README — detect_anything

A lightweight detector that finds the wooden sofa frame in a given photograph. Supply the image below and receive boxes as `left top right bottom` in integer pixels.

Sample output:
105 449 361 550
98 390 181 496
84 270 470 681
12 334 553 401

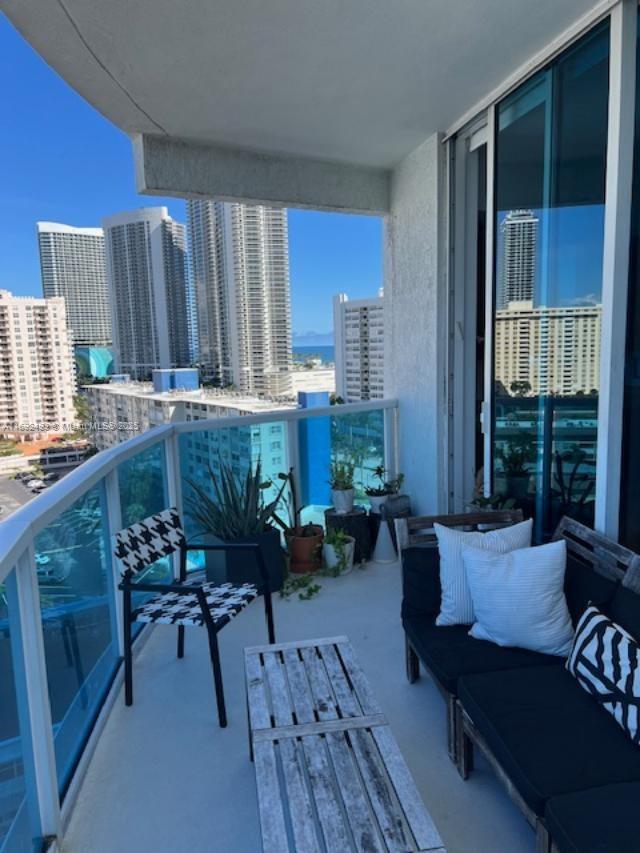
454 515 640 852
396 508 524 763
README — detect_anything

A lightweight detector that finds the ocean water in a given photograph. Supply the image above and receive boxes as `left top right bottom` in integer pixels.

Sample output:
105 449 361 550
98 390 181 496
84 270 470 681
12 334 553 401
293 345 335 364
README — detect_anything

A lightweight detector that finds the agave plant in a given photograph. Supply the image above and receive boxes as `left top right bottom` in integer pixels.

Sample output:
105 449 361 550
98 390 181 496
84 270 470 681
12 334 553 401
186 457 285 541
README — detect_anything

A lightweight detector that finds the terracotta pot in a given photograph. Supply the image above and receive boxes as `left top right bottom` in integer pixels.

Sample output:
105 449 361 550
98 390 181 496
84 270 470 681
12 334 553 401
285 525 324 574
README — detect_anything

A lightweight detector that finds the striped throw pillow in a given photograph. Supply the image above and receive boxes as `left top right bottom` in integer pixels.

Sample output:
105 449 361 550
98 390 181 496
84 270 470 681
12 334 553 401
434 518 532 626
567 606 640 745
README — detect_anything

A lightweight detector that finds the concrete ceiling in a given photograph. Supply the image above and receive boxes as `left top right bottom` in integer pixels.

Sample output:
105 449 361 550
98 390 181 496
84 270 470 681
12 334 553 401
4 0 604 168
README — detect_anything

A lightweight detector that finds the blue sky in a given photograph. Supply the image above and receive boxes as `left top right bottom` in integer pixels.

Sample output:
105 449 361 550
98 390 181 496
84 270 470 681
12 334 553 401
0 16 382 338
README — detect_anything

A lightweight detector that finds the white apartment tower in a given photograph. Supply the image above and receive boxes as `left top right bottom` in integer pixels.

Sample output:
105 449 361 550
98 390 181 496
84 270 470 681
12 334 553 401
103 208 190 380
500 210 538 307
0 290 76 440
36 222 111 347
334 290 385 402
187 201 292 395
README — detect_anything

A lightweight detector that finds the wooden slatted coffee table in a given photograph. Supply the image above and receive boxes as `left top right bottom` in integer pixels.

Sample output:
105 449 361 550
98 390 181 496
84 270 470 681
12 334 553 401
244 635 445 853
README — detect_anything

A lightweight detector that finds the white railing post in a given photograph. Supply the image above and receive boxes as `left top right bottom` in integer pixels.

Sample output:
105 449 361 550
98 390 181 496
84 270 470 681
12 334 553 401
105 469 124 656
11 546 62 842
165 430 183 577
383 405 399 478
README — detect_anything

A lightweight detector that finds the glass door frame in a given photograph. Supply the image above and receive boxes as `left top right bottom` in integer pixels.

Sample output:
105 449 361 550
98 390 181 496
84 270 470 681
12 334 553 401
449 115 490 511
448 0 637 539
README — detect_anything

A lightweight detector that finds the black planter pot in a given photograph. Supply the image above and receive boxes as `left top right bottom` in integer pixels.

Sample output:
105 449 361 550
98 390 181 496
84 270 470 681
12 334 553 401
204 527 285 594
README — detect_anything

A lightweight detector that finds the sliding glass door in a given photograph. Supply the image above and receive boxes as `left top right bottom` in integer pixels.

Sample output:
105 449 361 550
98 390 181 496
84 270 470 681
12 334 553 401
492 22 609 540
620 15 640 550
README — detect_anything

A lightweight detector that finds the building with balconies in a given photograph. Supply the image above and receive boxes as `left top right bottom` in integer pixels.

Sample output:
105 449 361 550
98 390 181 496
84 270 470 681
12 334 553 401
0 289 76 441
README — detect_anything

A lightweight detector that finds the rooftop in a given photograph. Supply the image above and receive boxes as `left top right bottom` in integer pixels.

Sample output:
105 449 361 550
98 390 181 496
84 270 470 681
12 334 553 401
84 381 299 413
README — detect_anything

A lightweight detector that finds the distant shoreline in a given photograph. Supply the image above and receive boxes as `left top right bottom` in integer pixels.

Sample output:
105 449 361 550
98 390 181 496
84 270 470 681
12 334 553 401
292 344 334 365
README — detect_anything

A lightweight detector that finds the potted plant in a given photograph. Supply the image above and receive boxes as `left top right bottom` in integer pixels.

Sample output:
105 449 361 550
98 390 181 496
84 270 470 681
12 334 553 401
323 529 355 576
364 465 405 513
273 468 324 574
495 433 535 501
186 458 286 592
329 458 356 514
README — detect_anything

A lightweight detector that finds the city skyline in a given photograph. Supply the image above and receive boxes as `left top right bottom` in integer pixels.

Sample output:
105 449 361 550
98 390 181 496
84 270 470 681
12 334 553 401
0 18 382 336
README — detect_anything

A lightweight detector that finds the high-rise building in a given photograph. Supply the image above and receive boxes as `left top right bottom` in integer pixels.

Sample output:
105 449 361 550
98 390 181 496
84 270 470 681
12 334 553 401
187 201 292 395
499 210 538 307
494 300 601 396
103 208 190 380
36 222 111 347
0 290 76 440
333 290 385 402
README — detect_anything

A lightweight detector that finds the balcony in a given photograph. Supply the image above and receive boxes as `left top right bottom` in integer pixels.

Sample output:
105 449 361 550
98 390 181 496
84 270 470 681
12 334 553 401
0 400 532 852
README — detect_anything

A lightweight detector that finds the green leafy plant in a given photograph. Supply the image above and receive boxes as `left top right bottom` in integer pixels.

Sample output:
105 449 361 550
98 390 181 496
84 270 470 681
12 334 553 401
323 529 353 577
329 458 355 490
496 434 536 476
364 465 405 497
280 572 321 601
470 493 517 511
186 457 285 540
552 446 595 510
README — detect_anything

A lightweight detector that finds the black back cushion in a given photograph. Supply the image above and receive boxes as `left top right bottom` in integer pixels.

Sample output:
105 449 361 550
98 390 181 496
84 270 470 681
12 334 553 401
401 546 441 620
563 554 617 626
608 585 640 641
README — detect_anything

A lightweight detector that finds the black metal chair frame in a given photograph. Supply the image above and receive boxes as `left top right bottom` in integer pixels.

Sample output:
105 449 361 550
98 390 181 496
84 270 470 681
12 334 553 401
119 539 275 728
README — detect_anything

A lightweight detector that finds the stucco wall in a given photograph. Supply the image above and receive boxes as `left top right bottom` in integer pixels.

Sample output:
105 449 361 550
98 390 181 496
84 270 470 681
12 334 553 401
385 133 448 515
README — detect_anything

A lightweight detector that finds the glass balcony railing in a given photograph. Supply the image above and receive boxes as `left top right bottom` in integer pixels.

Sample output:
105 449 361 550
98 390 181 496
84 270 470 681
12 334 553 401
0 398 398 851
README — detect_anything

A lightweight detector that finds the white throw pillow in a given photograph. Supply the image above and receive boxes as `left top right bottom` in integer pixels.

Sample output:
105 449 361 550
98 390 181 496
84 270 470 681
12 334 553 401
462 539 574 657
434 519 532 626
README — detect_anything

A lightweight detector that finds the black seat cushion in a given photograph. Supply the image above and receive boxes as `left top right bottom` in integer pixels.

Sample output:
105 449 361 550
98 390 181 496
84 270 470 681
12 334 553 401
459 666 640 815
401 546 441 621
404 616 560 695
563 554 617 626
546 783 640 853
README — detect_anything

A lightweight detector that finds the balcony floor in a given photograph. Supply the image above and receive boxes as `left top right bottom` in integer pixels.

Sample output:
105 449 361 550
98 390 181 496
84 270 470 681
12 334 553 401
64 560 533 853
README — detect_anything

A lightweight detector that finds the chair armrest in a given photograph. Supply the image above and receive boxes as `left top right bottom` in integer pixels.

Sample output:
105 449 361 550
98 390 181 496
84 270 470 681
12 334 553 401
401 545 442 622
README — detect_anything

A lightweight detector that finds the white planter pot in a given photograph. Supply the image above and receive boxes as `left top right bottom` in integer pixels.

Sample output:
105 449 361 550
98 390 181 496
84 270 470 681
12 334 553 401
368 495 389 514
323 537 355 576
332 488 354 514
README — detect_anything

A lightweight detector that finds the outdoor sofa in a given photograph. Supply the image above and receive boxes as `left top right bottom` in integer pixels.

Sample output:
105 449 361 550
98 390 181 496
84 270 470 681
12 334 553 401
398 512 640 853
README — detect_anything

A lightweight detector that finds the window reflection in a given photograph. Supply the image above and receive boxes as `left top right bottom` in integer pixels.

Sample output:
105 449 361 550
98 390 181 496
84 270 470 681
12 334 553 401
493 23 609 539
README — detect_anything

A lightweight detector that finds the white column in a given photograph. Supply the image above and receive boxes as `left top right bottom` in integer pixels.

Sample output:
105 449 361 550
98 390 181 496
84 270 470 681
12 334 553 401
595 0 637 537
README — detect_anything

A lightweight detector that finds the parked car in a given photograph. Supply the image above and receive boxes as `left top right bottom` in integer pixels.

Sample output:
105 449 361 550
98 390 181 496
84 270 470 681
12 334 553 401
43 472 59 483
29 480 45 492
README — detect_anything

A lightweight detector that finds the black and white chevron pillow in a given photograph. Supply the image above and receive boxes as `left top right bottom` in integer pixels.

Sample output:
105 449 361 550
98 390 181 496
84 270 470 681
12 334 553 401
567 605 640 745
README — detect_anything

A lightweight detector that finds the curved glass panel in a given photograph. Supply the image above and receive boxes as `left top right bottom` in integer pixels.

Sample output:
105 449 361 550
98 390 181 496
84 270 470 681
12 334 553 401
117 443 171 623
0 572 38 852
34 483 119 793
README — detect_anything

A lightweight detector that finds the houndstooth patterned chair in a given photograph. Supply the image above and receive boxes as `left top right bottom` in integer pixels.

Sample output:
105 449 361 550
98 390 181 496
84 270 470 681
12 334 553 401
114 507 275 727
